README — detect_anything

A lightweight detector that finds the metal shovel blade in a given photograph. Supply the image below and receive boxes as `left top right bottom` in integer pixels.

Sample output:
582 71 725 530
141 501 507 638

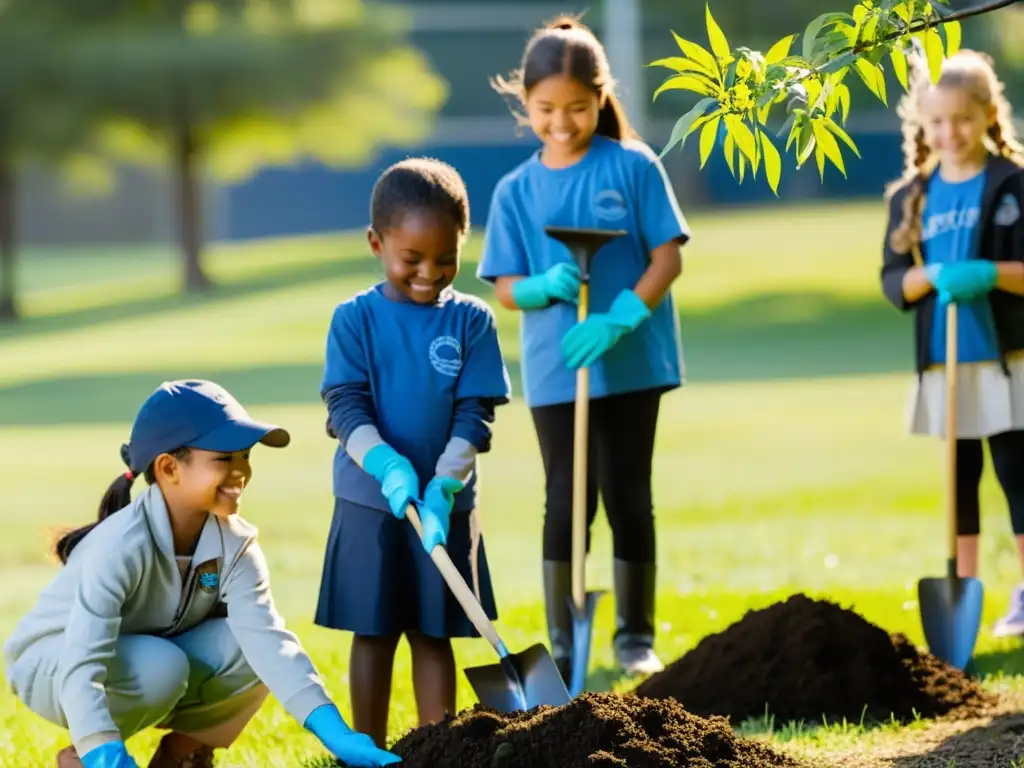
568 590 604 698
463 642 571 713
918 573 984 670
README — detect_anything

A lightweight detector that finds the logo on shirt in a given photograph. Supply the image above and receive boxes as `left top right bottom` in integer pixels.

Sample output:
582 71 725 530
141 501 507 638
995 193 1021 227
921 206 980 241
429 336 462 377
199 572 219 592
593 189 628 222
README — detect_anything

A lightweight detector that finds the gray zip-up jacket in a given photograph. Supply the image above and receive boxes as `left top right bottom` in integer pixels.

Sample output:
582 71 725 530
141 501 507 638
3 484 332 748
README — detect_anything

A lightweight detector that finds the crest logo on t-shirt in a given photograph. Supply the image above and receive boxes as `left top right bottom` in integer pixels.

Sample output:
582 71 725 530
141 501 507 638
429 336 462 377
593 189 628 222
994 193 1021 227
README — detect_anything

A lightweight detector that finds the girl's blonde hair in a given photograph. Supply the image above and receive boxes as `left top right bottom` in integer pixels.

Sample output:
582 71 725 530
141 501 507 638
886 48 1024 255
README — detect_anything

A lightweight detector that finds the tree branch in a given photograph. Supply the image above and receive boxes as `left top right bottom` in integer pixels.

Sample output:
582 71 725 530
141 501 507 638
886 0 1019 44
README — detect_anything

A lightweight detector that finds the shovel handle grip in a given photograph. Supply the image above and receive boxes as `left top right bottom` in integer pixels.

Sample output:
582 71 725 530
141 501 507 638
405 503 506 654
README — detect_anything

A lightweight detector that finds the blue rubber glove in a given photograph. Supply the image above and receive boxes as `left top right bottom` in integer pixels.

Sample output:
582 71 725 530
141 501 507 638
511 262 581 310
935 260 998 303
80 741 138 768
419 476 463 553
362 444 420 520
305 704 402 767
561 289 651 369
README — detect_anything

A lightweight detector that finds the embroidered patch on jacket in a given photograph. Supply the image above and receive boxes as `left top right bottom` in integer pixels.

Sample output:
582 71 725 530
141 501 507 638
994 193 1021 226
199 572 219 592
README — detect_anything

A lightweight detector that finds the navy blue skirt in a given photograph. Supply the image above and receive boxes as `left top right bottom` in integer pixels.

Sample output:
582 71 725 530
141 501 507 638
314 498 498 638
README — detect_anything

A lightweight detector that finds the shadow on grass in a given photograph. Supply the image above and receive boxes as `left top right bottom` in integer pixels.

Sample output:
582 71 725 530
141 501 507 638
0 254 380 342
890 712 1024 767
0 288 915 427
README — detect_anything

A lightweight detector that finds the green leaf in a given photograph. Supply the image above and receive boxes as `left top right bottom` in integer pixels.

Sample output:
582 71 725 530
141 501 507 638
726 114 759 170
890 44 909 90
699 114 721 169
802 12 856 61
671 32 722 82
823 116 861 157
924 26 944 83
659 96 718 158
738 151 747 182
943 19 961 56
860 12 880 45
705 3 731 61
653 74 719 100
813 119 846 177
759 128 782 195
765 34 797 65
723 131 736 176
836 83 851 124
647 56 711 74
819 50 857 75
796 120 817 167
854 58 887 105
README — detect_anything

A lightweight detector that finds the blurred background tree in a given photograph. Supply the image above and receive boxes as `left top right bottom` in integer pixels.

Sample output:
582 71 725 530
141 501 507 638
66 0 447 292
0 0 446 319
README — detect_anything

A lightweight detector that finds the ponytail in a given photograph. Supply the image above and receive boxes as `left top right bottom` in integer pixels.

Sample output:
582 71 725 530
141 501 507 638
597 91 638 141
51 444 189 564
53 470 136 564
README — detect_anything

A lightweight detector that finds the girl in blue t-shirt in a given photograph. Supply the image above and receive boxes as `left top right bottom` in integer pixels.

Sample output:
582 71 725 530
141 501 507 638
881 50 1024 637
477 15 690 680
317 158 512 746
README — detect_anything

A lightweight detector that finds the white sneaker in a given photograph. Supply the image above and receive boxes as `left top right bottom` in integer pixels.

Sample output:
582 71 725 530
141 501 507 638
993 583 1024 638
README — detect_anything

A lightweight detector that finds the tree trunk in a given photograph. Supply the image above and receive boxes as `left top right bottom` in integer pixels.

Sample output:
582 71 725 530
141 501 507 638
0 159 18 320
173 122 210 293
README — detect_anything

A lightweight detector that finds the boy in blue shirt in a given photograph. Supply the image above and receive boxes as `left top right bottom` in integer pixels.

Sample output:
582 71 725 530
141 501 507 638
317 157 512 747
479 16 690 680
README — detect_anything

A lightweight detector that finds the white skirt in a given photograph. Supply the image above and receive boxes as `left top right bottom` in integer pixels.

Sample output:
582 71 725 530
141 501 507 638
906 354 1024 439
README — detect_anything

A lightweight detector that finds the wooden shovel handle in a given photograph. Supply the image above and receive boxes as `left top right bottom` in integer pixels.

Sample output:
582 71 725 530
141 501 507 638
572 283 590 613
945 302 959 564
405 503 506 654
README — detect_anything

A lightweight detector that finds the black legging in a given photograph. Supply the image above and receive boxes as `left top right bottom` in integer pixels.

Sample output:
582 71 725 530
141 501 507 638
530 388 662 564
956 430 1024 535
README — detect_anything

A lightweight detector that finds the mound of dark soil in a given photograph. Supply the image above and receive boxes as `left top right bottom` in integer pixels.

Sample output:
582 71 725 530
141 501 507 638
634 593 995 726
321 692 804 767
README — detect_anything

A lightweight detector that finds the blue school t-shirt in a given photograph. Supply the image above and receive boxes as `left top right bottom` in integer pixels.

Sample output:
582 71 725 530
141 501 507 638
321 284 512 512
477 135 689 408
922 169 999 364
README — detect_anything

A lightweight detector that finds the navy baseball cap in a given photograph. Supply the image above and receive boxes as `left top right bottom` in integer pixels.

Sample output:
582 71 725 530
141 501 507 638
122 379 290 474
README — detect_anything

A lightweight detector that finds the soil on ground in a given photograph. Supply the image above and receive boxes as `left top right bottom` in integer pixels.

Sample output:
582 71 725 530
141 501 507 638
633 593 995 726
324 692 805 767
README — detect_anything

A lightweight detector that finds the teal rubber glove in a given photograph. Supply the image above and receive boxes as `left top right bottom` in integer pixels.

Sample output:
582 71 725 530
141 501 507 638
561 289 651 369
419 476 463 552
305 704 401 766
81 741 138 768
362 444 420 520
511 262 581 310
935 260 998 302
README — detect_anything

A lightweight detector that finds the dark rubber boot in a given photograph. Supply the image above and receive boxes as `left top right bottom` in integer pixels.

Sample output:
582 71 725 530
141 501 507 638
612 559 664 675
543 560 574 686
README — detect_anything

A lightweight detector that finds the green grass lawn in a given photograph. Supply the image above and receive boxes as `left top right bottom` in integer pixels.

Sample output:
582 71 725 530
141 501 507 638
2 200 1023 767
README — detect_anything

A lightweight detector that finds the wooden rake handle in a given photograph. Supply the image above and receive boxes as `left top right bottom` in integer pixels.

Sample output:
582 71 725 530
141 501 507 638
405 503 507 654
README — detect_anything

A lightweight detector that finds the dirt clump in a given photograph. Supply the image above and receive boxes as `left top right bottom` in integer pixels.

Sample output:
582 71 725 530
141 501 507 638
633 593 995 726
320 691 805 767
